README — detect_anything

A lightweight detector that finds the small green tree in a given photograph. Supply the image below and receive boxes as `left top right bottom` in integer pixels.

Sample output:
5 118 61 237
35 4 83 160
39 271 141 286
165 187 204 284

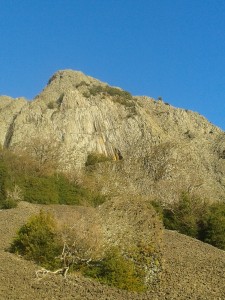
10 210 62 269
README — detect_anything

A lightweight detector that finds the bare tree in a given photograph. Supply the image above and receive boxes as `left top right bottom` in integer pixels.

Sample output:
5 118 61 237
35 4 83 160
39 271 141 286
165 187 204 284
6 184 23 202
36 210 104 279
24 136 61 174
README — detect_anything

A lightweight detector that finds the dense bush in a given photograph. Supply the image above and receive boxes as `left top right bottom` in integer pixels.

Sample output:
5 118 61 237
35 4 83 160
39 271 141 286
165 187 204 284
10 211 62 269
83 248 146 292
23 176 59 204
0 197 18 209
21 173 106 206
163 192 207 238
159 192 225 250
56 174 106 206
203 202 225 250
47 101 55 109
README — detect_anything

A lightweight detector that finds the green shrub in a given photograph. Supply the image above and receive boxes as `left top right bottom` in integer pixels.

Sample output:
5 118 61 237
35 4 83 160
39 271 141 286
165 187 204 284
163 192 207 238
23 176 59 204
90 194 107 207
88 85 104 96
150 200 164 220
47 101 55 109
85 153 112 166
56 174 100 206
22 173 106 207
76 81 89 88
57 174 82 205
161 192 225 250
83 248 146 292
10 211 62 269
0 198 18 209
103 86 132 100
82 91 90 98
84 84 134 108
203 203 225 250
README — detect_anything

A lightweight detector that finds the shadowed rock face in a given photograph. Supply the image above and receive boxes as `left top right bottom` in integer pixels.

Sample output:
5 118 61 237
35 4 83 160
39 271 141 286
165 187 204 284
0 69 225 202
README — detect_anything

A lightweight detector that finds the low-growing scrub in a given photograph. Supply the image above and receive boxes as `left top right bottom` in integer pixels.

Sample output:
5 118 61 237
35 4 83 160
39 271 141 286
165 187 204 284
85 152 113 166
47 101 55 109
88 85 132 99
0 198 18 209
21 173 106 206
0 148 106 208
0 185 22 209
23 176 59 204
82 84 135 109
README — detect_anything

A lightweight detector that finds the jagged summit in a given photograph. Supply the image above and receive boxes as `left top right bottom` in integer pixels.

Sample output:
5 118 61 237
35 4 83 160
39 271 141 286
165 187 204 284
47 69 105 88
0 70 225 203
33 69 108 107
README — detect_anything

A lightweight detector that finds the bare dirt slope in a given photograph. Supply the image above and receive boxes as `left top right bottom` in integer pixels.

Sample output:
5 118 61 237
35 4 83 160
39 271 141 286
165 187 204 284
0 202 224 300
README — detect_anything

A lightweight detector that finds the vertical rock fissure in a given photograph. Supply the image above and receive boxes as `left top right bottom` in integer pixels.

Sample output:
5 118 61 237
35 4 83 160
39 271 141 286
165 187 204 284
3 110 22 149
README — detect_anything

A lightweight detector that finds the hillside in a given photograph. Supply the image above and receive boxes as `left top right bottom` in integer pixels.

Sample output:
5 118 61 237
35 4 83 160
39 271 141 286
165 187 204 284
0 202 224 299
0 70 225 299
0 70 225 204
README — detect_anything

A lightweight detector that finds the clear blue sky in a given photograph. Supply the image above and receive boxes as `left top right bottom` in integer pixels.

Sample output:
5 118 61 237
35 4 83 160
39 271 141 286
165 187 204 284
1 0 225 130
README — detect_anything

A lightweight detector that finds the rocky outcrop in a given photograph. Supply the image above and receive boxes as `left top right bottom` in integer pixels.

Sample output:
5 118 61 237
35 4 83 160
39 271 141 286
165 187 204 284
0 70 225 202
98 197 163 285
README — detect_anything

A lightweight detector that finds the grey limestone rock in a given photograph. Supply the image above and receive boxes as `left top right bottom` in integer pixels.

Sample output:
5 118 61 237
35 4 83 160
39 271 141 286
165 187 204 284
0 69 224 202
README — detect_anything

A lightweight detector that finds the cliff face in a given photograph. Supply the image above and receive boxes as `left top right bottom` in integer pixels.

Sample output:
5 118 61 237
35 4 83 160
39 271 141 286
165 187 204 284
0 69 225 202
